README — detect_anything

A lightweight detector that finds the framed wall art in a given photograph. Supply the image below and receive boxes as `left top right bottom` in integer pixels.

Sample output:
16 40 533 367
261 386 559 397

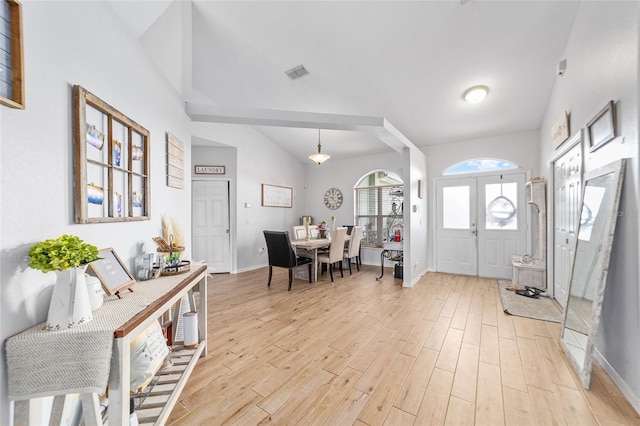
167 132 184 189
587 100 615 152
551 111 570 150
73 85 150 223
261 183 292 208
87 247 136 296
0 0 24 109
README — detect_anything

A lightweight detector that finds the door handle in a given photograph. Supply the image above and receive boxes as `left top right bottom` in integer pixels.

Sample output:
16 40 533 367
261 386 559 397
226 229 230 234
471 230 478 235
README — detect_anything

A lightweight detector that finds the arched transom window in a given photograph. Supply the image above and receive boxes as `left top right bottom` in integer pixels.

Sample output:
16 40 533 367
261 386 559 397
443 158 518 175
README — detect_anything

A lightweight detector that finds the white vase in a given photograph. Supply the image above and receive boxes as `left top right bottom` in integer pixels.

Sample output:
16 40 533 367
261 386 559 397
46 265 94 331
85 274 105 311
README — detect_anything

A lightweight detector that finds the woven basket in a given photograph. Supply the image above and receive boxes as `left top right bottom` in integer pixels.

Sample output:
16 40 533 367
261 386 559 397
152 237 185 253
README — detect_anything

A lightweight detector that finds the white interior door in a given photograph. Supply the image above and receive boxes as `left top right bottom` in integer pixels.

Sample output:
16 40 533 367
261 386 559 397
436 178 478 275
192 180 231 273
553 142 582 307
477 173 528 279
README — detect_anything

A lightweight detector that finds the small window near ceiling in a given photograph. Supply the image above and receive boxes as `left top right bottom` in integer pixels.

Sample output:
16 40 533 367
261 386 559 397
443 158 518 175
355 170 403 248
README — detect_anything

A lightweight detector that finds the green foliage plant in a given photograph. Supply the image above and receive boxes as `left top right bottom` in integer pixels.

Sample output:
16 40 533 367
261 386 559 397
28 234 100 273
166 252 181 265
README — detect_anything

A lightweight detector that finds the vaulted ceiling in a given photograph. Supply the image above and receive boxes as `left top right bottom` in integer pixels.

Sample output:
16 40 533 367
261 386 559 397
110 1 580 162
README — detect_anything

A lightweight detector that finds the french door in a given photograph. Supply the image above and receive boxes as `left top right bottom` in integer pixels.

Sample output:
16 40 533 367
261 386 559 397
436 172 528 279
192 180 231 273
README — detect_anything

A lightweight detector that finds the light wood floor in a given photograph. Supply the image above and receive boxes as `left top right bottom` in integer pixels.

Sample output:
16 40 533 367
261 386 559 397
167 265 640 425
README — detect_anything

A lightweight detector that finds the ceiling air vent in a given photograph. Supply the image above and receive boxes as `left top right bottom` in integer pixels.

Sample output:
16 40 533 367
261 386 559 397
285 65 309 80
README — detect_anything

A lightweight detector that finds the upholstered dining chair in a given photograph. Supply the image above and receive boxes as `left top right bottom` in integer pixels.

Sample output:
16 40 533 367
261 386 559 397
292 225 319 240
317 227 348 282
263 231 313 290
344 225 363 274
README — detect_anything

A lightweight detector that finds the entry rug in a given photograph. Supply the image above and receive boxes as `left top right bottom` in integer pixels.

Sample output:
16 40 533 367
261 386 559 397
497 280 563 323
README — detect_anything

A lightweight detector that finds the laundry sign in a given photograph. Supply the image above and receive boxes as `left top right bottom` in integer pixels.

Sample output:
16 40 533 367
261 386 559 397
195 165 226 175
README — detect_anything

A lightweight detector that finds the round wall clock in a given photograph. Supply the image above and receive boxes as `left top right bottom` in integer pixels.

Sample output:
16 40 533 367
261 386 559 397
324 188 343 210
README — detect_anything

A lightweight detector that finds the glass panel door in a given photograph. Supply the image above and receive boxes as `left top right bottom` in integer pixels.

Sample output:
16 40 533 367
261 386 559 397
436 178 477 276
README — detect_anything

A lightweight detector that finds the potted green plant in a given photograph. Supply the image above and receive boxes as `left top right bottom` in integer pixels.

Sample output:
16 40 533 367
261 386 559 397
29 235 100 330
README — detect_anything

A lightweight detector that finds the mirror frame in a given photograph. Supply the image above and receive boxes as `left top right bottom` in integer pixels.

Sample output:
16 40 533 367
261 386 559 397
560 158 626 389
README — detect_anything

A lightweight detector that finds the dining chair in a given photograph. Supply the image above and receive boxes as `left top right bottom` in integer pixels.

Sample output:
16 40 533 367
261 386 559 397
292 225 320 240
343 225 364 274
317 227 348 282
343 224 361 267
292 225 306 240
263 231 313 290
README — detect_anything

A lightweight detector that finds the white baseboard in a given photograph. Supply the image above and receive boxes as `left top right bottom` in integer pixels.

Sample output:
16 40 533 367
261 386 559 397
235 263 267 274
594 349 640 415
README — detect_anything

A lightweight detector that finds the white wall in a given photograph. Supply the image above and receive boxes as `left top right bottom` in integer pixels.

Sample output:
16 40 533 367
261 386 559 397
191 123 306 272
404 147 429 286
539 2 639 411
0 2 192 423
422 130 540 270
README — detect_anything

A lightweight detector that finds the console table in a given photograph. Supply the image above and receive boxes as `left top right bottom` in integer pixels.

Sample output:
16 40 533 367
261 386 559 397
6 263 208 425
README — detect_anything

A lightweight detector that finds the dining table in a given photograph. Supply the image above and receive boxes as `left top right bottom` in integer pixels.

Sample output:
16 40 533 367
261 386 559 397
291 235 350 282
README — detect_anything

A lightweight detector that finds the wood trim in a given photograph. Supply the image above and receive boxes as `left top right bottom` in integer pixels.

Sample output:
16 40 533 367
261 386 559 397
114 264 207 338
0 0 25 109
73 86 88 222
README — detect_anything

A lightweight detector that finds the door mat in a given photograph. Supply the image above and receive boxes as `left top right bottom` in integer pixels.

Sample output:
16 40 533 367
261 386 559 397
497 280 563 323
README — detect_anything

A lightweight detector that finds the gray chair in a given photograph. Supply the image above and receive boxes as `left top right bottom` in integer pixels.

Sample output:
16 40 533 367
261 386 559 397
317 227 348 282
263 230 312 290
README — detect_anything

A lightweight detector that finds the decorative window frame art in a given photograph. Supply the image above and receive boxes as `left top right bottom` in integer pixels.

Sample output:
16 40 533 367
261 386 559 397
261 184 293 208
587 100 615 153
0 0 24 109
73 85 150 223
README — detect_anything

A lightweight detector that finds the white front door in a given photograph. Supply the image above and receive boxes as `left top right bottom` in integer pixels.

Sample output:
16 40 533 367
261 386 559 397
192 180 231 273
477 173 528 278
553 142 582 307
436 172 528 279
436 178 478 275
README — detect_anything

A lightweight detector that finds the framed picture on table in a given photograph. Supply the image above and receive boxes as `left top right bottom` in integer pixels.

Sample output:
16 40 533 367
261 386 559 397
87 247 136 297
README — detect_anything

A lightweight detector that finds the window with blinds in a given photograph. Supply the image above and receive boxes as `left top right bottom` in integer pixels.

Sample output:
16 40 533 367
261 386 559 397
355 171 403 247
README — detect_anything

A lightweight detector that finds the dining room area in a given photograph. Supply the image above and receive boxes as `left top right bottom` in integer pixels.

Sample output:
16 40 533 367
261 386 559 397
262 221 368 291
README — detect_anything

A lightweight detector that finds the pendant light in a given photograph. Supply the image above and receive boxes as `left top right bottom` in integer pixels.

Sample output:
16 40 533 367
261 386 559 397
308 129 331 165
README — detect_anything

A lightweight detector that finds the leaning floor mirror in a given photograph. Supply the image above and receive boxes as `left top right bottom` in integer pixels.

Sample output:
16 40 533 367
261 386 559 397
561 158 627 389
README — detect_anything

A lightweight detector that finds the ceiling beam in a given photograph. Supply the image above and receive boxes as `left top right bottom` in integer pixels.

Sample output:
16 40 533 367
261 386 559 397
186 103 417 153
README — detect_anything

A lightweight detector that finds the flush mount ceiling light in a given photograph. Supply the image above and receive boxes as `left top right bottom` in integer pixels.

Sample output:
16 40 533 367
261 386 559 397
308 129 331 165
463 85 489 103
